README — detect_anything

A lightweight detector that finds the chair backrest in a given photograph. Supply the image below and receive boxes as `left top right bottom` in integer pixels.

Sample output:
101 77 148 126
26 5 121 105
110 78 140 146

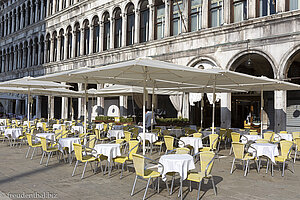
94 129 100 140
186 129 196 136
256 139 269 143
42 123 47 131
280 131 288 134
232 142 245 160
62 130 68 138
73 143 83 161
176 147 190 154
295 138 300 150
280 140 293 159
88 135 96 148
209 134 219 150
231 132 240 143
219 129 226 139
124 131 131 142
26 133 33 146
163 129 170 136
40 137 48 151
193 132 202 138
164 136 174 151
200 151 215 175
116 139 125 144
250 131 258 135
131 127 139 139
103 124 108 132
292 132 300 140
263 132 274 141
128 140 140 160
132 153 144 177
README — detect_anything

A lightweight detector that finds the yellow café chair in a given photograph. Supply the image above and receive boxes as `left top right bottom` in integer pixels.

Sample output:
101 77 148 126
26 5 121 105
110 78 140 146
193 132 202 138
25 133 42 159
72 143 98 179
272 140 294 176
186 151 217 200
201 134 219 153
229 132 241 155
113 140 140 179
280 131 288 134
131 153 166 200
40 137 64 166
294 138 300 163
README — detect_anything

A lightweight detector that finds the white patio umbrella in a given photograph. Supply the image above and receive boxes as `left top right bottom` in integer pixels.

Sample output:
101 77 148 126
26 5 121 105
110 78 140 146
36 58 218 155
0 77 70 130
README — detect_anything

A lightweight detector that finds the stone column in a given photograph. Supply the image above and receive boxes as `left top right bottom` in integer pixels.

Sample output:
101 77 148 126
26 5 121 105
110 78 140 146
1 54 4 72
80 28 85 55
58 0 62 11
16 12 19 31
10 51 14 71
134 8 140 43
64 33 68 59
37 41 42 65
32 43 36 66
99 21 103 51
66 0 70 7
23 44 27 68
248 0 257 19
89 25 94 53
50 38 54 62
277 0 286 13
4 18 7 36
25 5 29 27
74 0 78 4
149 3 154 40
223 0 231 24
274 90 287 132
61 82 68 119
72 31 76 57
202 0 209 28
16 100 21 115
57 35 61 61
164 0 170 37
97 84 104 115
49 96 55 119
20 9 24 29
120 96 128 116
17 47 22 69
40 0 45 19
13 49 17 70
7 15 11 35
35 1 39 22
220 93 231 128
11 13 15 33
121 13 127 47
29 4 34 25
44 38 48 63
47 0 51 17
36 96 42 118
182 0 189 32
110 18 114 49
27 43 31 67
53 0 57 14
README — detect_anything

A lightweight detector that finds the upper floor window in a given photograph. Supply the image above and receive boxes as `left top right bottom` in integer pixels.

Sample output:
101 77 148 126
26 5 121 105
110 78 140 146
140 0 149 43
171 0 183 36
258 0 276 17
155 0 165 39
190 0 202 32
103 12 110 51
210 0 223 27
126 3 135 45
233 0 247 22
114 8 122 48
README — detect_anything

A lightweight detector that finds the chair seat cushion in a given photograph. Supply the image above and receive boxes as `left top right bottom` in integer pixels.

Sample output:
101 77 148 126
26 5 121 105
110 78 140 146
275 155 288 162
154 141 164 145
32 143 42 147
143 169 160 178
46 147 59 152
82 155 97 162
113 156 128 163
200 147 211 152
187 171 212 182
243 153 255 160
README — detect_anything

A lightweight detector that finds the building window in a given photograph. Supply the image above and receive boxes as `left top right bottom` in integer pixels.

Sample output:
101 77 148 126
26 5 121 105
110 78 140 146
27 3 31 25
40 37 44 64
171 0 184 36
114 8 122 48
155 0 165 39
74 23 80 57
290 0 300 10
258 0 276 17
92 16 100 53
126 3 135 46
83 20 90 55
190 0 202 32
233 0 247 22
103 12 110 51
53 33 57 61
46 35 50 63
24 43 28 67
67 27 72 59
140 0 149 42
59 30 64 60
210 0 223 27
34 39 38 65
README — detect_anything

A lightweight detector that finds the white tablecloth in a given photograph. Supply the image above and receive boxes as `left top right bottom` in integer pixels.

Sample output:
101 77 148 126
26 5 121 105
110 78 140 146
138 132 158 144
58 137 81 153
274 134 293 141
0 119 7 126
179 137 203 154
95 124 104 130
23 121 34 126
4 128 23 139
0 126 6 131
107 130 124 139
249 143 279 163
94 143 121 162
112 125 124 130
241 135 262 144
71 126 84 133
53 124 64 130
36 133 55 142
169 129 184 137
158 154 195 181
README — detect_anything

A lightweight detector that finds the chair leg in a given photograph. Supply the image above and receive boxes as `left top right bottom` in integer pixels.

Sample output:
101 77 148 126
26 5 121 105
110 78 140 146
120 162 125 179
31 147 36 160
294 148 297 163
72 160 79 177
266 159 269 174
291 160 295 173
282 161 285 177
131 175 138 196
46 152 51 166
40 151 45 165
255 160 259 173
81 162 88 179
26 146 31 158
230 158 235 174
244 160 249 176
211 176 217 195
197 180 202 200
170 175 175 195
159 144 162 155
189 180 192 192
143 177 151 200
229 146 232 155
157 177 160 193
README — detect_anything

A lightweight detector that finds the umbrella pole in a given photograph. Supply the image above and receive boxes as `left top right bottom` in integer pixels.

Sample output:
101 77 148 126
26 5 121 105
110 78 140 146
143 80 146 155
261 89 264 135
200 95 204 131
84 79 87 144
27 88 30 132
151 84 155 132
212 76 216 135
48 96 51 122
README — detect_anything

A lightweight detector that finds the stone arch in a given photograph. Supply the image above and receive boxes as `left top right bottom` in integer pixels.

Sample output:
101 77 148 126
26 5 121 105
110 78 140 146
187 56 221 69
226 49 277 78
278 44 300 80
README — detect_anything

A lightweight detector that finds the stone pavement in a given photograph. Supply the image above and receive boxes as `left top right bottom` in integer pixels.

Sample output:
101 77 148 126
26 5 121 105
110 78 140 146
0 142 300 200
